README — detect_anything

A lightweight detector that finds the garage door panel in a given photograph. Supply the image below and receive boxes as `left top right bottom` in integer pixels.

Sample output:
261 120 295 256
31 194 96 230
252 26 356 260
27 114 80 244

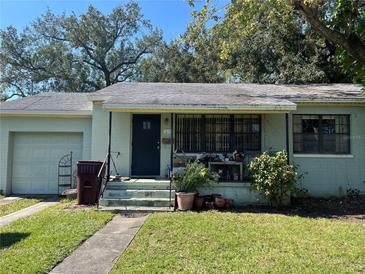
12 132 83 195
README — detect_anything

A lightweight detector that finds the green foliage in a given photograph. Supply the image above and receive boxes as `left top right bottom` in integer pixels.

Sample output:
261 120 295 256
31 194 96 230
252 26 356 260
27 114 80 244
112 212 365 273
136 40 223 83
146 0 354 84
172 161 218 192
248 151 302 206
137 1 223 83
293 0 365 87
327 0 365 87
0 2 162 100
215 0 353 83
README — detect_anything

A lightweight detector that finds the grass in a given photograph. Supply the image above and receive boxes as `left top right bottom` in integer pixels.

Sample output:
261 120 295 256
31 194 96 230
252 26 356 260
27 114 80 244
0 197 45 217
0 201 113 273
112 211 365 274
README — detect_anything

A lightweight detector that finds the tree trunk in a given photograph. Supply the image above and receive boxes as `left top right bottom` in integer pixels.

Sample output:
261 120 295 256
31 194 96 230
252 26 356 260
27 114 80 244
104 70 111 86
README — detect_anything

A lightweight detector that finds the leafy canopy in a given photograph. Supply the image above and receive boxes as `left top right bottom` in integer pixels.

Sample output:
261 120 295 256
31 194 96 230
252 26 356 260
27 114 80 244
140 0 354 84
0 2 162 100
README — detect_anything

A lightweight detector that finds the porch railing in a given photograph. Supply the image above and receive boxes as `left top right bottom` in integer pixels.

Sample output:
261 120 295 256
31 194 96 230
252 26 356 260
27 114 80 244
168 166 174 208
96 153 109 208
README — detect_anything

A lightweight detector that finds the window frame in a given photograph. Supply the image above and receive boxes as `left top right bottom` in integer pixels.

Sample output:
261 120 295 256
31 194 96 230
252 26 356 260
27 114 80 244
174 114 262 153
293 114 351 155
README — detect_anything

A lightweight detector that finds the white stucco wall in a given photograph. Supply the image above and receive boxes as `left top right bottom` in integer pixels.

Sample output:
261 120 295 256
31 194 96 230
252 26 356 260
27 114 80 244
262 113 287 152
91 103 131 176
0 116 92 195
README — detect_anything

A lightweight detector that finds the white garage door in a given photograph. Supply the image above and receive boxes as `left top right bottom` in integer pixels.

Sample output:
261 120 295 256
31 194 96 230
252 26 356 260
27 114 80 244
12 132 83 194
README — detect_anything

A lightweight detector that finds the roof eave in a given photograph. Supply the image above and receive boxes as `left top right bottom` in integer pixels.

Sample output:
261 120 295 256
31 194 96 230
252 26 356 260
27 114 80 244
294 99 365 105
0 110 92 118
102 103 297 113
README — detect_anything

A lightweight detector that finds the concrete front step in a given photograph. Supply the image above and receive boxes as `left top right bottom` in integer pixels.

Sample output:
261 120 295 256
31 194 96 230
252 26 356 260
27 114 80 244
106 180 171 190
99 197 174 208
100 179 175 211
99 206 174 212
103 189 175 199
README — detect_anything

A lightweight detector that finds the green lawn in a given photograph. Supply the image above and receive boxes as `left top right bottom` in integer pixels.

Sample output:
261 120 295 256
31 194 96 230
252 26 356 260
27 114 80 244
0 197 45 217
112 212 365 274
0 201 113 273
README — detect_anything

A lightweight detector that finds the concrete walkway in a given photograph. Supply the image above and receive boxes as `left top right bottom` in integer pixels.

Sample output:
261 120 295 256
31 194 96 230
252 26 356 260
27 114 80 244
0 199 59 228
50 213 148 274
0 196 22 206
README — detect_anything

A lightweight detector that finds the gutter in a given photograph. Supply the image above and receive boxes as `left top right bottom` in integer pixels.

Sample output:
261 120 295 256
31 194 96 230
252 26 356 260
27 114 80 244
0 110 92 118
294 100 365 105
102 103 297 113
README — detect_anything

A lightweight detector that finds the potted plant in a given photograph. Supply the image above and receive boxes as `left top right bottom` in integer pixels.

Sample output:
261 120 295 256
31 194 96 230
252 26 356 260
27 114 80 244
173 161 218 211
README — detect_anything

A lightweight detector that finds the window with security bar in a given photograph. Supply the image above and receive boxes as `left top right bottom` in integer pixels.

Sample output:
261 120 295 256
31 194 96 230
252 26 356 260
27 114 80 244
175 114 261 153
293 114 350 154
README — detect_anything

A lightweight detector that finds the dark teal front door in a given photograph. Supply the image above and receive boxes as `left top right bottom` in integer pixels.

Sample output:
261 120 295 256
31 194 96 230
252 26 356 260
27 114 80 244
132 114 161 177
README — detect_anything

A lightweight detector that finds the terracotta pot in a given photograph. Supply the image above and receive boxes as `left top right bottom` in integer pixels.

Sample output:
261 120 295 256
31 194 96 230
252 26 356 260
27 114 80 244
194 196 204 210
225 199 233 209
214 196 226 208
176 192 196 211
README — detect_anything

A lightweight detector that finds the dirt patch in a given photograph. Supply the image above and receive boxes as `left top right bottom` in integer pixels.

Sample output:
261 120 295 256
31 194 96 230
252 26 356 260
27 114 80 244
235 195 365 224
63 201 95 211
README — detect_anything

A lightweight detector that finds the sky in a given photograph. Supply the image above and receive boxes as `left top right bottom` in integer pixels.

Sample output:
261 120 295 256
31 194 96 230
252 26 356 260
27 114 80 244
0 0 229 41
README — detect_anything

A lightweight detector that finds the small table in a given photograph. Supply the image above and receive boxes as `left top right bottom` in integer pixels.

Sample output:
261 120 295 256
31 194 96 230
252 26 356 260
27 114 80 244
208 161 244 182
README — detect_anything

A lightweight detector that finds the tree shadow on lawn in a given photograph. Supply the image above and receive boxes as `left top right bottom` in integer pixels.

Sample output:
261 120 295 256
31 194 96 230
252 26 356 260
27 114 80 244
0 232 30 249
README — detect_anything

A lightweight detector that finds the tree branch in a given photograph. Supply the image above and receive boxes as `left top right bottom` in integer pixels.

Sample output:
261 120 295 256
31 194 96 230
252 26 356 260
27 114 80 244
83 59 103 70
109 49 148 74
292 0 365 65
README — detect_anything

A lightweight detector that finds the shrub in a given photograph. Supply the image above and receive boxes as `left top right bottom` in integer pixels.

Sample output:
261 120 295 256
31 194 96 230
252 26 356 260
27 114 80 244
172 161 218 192
248 151 302 207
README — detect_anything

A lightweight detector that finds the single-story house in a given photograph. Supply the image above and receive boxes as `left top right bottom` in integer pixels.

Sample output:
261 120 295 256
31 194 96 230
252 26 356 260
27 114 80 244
1 83 364 207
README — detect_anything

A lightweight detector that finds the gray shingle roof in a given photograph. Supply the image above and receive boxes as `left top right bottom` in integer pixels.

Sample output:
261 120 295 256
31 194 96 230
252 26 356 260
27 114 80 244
0 92 92 112
92 83 365 105
1 83 364 114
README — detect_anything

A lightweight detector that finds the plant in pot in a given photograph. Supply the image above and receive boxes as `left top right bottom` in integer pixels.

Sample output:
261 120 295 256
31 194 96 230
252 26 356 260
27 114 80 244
173 161 218 211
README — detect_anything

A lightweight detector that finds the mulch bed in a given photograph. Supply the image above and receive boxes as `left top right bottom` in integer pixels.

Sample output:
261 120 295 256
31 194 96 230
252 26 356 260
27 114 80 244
235 195 365 224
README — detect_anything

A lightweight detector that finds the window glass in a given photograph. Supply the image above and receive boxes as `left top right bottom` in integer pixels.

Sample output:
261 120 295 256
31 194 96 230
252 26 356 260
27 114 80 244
293 115 350 154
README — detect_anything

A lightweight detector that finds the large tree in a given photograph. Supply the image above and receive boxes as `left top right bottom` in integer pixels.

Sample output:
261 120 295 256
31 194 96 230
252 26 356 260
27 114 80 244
137 41 224 83
0 2 162 101
220 0 354 83
292 0 365 85
140 0 354 84
137 3 223 83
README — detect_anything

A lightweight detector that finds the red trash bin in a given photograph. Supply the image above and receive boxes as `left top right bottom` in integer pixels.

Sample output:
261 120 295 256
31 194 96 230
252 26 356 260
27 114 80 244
77 161 103 205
